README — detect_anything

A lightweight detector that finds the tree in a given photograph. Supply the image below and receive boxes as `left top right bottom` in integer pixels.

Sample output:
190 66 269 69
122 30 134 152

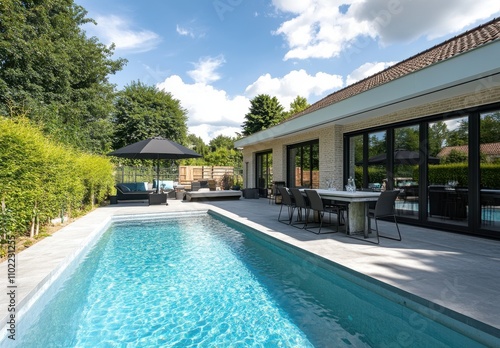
428 121 448 156
285 96 309 119
203 148 242 167
368 132 386 158
480 111 500 143
242 94 285 136
209 135 236 151
186 134 209 157
446 118 468 146
395 126 419 151
112 81 188 149
444 149 468 163
0 0 126 153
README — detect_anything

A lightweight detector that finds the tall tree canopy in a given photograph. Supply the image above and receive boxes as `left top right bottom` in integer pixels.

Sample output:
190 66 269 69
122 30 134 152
242 94 285 136
186 133 209 157
480 111 500 144
209 135 236 151
285 96 310 119
112 81 188 149
0 0 125 153
428 121 448 156
446 118 469 146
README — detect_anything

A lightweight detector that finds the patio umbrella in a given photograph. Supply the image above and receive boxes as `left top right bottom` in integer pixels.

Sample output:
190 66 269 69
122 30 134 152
108 136 202 193
358 149 440 165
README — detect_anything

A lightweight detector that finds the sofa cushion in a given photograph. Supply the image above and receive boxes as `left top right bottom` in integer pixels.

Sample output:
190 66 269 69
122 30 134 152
120 182 149 191
154 180 174 190
135 182 148 191
116 184 131 193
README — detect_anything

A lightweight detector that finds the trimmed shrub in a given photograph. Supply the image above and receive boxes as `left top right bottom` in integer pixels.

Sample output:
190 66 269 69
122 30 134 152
429 164 468 186
0 117 114 239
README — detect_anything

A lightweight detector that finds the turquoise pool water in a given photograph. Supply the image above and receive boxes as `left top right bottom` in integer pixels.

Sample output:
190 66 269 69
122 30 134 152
10 214 490 347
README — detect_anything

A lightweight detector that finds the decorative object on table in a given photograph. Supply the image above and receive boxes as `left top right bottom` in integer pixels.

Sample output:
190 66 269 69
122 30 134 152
325 177 337 191
346 176 356 192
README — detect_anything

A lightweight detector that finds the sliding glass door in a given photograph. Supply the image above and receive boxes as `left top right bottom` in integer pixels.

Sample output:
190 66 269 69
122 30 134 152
255 151 272 197
345 104 500 238
287 140 319 188
480 110 500 231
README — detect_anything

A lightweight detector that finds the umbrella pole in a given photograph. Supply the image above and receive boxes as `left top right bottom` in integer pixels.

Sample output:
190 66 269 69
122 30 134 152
156 159 160 194
156 158 168 205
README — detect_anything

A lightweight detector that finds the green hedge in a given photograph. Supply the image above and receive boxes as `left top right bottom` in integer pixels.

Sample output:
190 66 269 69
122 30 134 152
428 164 468 186
0 117 114 240
429 163 499 187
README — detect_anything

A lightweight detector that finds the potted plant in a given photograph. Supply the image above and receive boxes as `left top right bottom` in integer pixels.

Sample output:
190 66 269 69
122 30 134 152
221 173 234 190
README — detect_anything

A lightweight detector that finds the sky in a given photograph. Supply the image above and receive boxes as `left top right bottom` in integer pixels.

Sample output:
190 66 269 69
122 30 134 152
76 0 500 143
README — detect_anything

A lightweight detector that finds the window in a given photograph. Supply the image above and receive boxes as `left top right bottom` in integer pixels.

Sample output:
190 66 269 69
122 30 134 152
287 140 319 188
255 151 272 197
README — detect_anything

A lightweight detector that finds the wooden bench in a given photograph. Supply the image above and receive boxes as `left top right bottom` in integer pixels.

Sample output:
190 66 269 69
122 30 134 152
185 190 241 202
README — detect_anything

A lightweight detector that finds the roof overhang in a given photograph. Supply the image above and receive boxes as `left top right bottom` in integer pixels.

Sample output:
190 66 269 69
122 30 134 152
235 40 500 148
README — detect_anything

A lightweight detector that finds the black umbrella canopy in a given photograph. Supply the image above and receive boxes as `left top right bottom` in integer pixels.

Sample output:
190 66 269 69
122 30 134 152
108 137 202 160
358 150 440 165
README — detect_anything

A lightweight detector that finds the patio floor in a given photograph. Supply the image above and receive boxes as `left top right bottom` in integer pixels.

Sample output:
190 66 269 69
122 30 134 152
1 196 499 343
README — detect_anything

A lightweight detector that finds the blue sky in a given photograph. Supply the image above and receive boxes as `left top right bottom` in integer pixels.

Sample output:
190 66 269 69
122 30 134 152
77 0 500 143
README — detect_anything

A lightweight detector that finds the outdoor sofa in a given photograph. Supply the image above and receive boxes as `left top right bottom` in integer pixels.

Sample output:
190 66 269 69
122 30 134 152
115 183 153 201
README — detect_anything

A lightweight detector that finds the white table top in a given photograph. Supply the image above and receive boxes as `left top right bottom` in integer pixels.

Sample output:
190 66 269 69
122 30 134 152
309 189 381 202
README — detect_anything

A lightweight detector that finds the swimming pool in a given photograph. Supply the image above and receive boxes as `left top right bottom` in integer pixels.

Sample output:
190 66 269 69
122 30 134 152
5 213 495 347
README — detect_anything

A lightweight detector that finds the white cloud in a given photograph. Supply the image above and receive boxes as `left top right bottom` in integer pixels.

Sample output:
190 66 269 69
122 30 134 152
346 61 397 86
187 56 226 84
273 1 373 60
175 22 206 39
176 25 194 38
156 67 344 142
272 0 313 13
350 0 500 44
156 75 249 143
272 0 500 60
245 69 343 109
87 15 161 53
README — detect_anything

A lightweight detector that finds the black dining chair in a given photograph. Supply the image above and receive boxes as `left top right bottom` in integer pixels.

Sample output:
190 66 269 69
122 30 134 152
277 186 295 224
304 189 342 234
350 190 401 244
289 188 310 229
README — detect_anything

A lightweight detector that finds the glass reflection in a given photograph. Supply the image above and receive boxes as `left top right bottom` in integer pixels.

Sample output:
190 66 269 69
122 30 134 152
480 110 500 230
428 116 468 226
394 125 420 218
367 131 386 191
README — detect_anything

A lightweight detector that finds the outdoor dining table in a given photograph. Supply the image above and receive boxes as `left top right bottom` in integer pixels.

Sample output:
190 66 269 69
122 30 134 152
313 189 381 237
